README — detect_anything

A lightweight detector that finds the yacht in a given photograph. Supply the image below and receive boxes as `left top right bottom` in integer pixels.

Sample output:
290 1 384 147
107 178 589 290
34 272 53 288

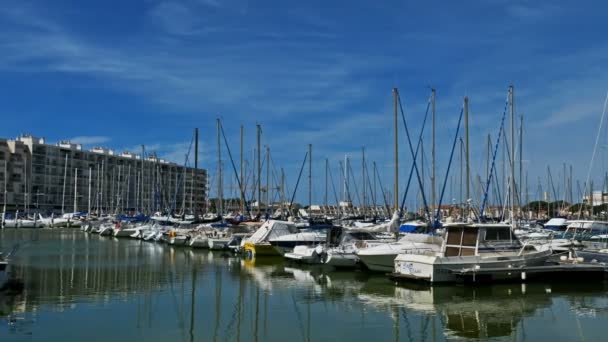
392 222 552 283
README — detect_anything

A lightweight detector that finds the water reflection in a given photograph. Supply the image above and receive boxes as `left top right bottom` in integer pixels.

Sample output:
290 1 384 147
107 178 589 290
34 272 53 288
1 229 608 341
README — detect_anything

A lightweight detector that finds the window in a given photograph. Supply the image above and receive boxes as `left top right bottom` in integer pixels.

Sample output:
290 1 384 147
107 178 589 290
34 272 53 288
484 228 512 241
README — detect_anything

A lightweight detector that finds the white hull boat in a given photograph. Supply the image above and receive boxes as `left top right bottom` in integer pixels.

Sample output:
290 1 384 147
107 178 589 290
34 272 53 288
269 231 327 255
356 234 442 272
393 223 552 283
189 234 209 248
208 238 231 250
99 225 114 236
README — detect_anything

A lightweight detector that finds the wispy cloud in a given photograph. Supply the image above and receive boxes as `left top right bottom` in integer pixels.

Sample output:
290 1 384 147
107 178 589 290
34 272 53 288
0 2 377 121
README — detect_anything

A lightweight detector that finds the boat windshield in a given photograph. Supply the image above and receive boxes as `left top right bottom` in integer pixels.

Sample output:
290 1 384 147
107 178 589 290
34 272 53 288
484 227 513 241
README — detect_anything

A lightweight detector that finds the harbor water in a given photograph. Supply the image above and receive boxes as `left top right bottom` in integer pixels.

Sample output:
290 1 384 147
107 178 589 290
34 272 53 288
1 229 608 341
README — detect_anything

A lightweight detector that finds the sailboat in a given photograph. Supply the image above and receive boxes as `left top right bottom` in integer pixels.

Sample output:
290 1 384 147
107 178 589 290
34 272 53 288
392 87 552 283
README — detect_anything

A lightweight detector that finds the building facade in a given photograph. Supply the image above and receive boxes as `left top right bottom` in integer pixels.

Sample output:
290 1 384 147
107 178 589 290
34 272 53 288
1 135 208 215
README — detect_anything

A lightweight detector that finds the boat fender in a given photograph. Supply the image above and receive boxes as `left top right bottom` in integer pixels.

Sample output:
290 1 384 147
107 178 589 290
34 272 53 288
314 245 324 255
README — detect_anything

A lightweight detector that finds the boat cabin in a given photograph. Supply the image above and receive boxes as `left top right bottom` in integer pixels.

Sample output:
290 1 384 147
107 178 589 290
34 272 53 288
562 220 608 239
442 223 523 257
326 226 376 247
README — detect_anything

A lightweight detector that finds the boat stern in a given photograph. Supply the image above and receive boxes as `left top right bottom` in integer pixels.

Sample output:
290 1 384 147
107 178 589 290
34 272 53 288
393 254 438 282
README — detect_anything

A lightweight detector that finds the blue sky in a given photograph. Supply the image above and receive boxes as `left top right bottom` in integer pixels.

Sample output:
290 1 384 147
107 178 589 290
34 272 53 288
1 0 608 207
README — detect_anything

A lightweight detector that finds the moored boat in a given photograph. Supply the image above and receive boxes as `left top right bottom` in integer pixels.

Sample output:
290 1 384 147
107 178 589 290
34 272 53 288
392 222 552 283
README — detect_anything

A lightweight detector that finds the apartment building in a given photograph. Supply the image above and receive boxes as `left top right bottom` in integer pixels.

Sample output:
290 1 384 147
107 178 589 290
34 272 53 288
1 135 208 214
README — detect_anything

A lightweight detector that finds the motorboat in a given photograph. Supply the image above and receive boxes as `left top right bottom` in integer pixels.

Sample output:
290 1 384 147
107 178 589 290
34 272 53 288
188 232 209 248
241 220 300 257
284 226 384 267
112 223 149 238
269 229 327 255
356 233 442 272
208 237 231 250
575 248 608 263
354 211 442 272
392 222 553 283
531 220 608 252
98 223 114 236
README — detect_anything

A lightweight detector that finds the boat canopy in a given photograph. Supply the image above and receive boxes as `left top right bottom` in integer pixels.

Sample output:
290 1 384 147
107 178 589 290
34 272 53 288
247 220 298 244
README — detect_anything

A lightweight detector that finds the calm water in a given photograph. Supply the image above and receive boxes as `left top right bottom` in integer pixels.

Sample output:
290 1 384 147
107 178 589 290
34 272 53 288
1 229 608 341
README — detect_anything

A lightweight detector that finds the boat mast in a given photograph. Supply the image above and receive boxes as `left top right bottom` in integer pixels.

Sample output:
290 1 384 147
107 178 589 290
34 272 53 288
88 166 92 218
325 158 328 210
393 87 399 212
281 167 285 218
257 124 261 215
464 96 470 220
431 88 436 217
373 161 377 215
217 119 223 217
308 143 312 213
520 115 524 209
73 168 78 213
140 145 144 214
266 145 270 215
126 165 131 212
459 137 463 218
240 125 244 215
100 159 104 215
194 127 198 218
509 85 516 228
362 146 366 218
61 154 68 214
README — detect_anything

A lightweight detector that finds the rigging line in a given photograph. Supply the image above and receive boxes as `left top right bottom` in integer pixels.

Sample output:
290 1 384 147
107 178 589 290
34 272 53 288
347 161 363 207
328 161 341 218
436 107 464 226
480 97 509 218
219 120 252 217
397 92 432 222
364 162 378 214
399 99 431 216
547 166 559 207
374 163 391 214
579 91 608 219
288 151 309 215
172 135 195 213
